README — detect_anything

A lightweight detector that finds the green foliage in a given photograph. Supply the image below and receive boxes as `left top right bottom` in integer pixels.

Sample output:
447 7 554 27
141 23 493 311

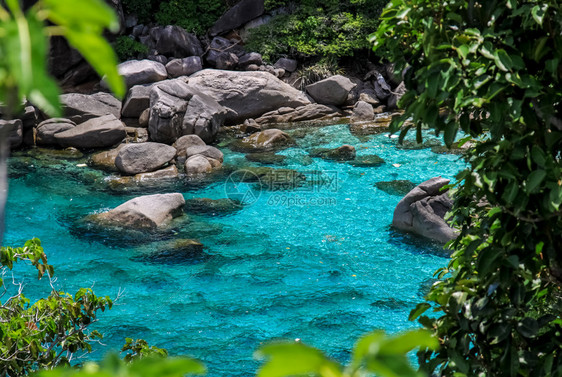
122 338 168 362
155 0 227 35
245 0 386 63
255 330 438 377
0 239 113 375
0 0 124 118
372 0 562 376
35 353 206 377
122 0 227 35
113 36 149 62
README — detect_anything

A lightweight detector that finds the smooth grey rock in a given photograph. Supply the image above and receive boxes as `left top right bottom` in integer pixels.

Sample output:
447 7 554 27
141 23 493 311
121 84 153 118
166 56 203 78
107 59 167 89
239 52 263 67
255 104 342 124
148 54 168 65
351 101 375 123
115 142 176 175
358 89 381 106
185 145 223 162
36 118 76 146
188 69 310 124
149 25 203 58
185 154 213 176
94 193 185 229
209 0 265 36
60 92 122 124
173 134 206 158
306 75 356 106
274 58 297 72
148 78 228 144
392 177 456 243
373 72 392 100
54 114 126 149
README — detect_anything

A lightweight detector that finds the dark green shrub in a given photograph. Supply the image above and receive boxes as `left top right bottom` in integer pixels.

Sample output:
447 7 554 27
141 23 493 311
155 0 227 35
121 0 160 25
113 36 149 61
245 0 386 63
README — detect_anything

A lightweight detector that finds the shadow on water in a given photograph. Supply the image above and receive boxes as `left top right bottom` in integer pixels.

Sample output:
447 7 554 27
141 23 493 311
387 227 451 258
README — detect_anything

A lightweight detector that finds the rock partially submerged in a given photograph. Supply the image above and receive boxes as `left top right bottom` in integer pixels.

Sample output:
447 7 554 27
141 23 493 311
115 142 176 175
92 193 185 229
310 145 356 161
392 177 456 243
232 129 293 152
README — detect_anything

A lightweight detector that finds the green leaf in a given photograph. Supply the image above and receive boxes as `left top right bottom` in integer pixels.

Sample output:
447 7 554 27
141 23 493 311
494 49 512 72
409 303 431 321
516 318 539 338
444 122 458 147
526 169 546 193
379 330 439 355
531 4 548 26
255 342 342 377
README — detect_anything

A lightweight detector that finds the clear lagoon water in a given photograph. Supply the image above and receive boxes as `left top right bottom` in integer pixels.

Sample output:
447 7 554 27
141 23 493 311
5 123 465 376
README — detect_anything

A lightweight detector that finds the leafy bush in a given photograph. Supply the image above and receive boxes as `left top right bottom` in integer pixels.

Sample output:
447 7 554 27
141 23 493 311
113 35 149 61
372 0 562 376
0 239 113 375
155 0 227 35
245 0 386 63
122 0 228 35
292 58 344 90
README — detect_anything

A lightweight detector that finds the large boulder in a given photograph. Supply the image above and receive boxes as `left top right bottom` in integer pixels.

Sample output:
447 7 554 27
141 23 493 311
166 56 203 78
115 142 176 175
106 60 167 90
305 75 356 106
209 0 265 36
36 118 76 146
149 25 204 58
392 177 457 243
148 78 228 144
187 70 310 124
60 92 122 124
54 114 126 149
121 84 154 119
93 193 185 229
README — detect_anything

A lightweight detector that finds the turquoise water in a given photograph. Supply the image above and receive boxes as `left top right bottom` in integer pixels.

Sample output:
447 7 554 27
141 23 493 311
5 124 464 376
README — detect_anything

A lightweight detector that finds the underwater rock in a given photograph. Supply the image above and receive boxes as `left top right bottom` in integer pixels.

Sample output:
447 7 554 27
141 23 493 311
349 154 385 168
136 239 206 264
349 121 389 137
310 145 356 161
375 180 417 196
185 198 242 216
245 152 286 165
392 177 456 244
92 193 185 229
